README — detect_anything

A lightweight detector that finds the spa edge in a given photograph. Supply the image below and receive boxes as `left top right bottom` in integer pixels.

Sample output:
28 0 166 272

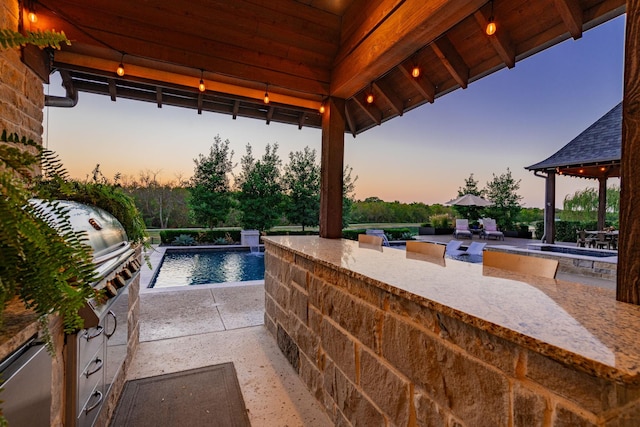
263 235 640 426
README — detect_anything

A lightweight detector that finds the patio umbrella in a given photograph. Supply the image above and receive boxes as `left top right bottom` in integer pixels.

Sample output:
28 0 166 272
446 194 492 207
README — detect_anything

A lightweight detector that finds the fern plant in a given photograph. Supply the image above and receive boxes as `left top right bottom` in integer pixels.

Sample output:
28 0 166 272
0 131 98 334
0 28 70 50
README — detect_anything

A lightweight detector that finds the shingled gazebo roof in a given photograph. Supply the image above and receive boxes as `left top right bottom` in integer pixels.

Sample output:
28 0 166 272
525 103 621 179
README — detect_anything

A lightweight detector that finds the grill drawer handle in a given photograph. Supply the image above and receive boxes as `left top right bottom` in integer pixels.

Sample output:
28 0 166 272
84 325 104 341
85 358 103 377
85 390 103 414
105 310 117 338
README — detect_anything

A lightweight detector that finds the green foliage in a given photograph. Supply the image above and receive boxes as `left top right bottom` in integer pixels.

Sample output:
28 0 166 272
351 198 433 224
159 229 241 244
429 214 452 229
0 131 98 335
0 28 70 50
517 207 544 224
453 173 485 221
35 166 147 245
560 186 620 222
341 227 413 241
342 165 358 227
171 234 196 246
483 168 522 230
534 220 601 242
263 229 319 236
282 147 320 230
238 143 284 231
189 135 235 228
123 171 192 228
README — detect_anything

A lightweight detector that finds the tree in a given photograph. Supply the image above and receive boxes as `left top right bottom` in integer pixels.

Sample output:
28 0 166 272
188 135 234 228
238 143 283 231
123 170 191 228
483 168 522 230
342 165 358 227
560 185 620 223
453 173 484 222
282 147 320 230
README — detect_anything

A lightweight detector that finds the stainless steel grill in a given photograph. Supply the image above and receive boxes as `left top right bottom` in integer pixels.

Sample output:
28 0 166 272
32 199 141 427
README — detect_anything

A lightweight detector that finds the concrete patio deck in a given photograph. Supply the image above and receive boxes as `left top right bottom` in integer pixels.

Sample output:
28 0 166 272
126 246 332 426
124 236 616 426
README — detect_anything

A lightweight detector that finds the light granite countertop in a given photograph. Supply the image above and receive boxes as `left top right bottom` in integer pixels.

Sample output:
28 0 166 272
263 236 640 385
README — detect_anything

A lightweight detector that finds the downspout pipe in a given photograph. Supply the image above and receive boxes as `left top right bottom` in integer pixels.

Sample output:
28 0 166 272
45 71 78 108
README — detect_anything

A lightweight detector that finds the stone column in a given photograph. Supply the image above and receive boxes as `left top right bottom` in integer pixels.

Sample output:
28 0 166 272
618 0 640 304
319 97 345 239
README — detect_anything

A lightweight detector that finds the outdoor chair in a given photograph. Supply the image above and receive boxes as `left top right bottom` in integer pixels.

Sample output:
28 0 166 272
445 240 463 255
453 219 473 239
358 234 383 246
447 241 486 257
480 218 504 240
483 251 558 279
366 229 390 246
576 229 595 248
406 241 445 258
595 233 610 250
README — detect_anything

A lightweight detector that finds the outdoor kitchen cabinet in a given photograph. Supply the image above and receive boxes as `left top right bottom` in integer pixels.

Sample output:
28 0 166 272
66 281 134 427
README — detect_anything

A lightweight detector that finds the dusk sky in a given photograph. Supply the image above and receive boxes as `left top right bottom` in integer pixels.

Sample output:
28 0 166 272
43 15 625 209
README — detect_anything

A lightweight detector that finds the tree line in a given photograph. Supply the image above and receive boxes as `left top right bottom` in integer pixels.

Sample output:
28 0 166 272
101 136 617 231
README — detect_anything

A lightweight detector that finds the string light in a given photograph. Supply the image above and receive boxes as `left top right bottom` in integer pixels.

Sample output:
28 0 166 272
198 70 206 92
319 100 325 114
116 52 125 77
411 65 420 78
486 1 497 35
28 12 37 23
263 84 270 104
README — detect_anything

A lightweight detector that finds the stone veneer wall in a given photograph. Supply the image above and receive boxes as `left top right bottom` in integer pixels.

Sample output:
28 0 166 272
0 0 44 142
264 242 640 426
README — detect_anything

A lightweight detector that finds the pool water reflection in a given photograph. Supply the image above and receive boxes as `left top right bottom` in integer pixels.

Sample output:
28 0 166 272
150 249 265 288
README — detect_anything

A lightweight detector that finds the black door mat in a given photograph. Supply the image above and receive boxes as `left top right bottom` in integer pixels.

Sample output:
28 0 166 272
110 362 251 426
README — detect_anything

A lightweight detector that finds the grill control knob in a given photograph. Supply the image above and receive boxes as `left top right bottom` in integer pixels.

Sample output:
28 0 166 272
113 275 126 288
128 261 139 272
105 282 118 298
120 268 132 280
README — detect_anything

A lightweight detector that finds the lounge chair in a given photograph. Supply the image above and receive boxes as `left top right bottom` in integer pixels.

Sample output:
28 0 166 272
453 219 473 239
447 241 486 257
445 240 463 255
365 229 390 246
480 218 504 240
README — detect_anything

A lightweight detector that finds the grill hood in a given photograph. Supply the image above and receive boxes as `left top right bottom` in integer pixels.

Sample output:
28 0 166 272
29 199 134 278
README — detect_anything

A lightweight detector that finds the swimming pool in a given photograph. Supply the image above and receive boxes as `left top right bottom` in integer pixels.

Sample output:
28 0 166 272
150 248 265 288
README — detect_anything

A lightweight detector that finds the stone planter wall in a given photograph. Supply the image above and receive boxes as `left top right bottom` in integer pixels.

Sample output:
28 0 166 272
264 241 640 426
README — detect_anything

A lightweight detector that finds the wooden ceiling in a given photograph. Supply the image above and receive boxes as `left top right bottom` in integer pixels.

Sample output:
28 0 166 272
28 0 625 135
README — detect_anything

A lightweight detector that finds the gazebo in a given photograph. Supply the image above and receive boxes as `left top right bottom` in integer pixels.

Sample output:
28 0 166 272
526 102 621 243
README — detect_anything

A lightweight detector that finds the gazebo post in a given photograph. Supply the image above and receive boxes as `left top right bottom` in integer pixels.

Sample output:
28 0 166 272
319 97 346 239
544 171 556 244
597 177 607 231
618 0 640 305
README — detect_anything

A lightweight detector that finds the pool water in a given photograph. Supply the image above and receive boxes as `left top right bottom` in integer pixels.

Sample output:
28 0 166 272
150 250 265 288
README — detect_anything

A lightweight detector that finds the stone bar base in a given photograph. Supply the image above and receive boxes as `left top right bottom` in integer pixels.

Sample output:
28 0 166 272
264 240 640 426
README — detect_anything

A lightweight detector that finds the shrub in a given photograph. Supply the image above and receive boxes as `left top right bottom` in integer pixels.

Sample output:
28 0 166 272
172 234 196 246
159 229 241 244
430 214 452 229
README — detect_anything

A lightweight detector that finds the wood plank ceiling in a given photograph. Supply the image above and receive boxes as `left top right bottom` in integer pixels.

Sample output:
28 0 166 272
28 0 625 135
